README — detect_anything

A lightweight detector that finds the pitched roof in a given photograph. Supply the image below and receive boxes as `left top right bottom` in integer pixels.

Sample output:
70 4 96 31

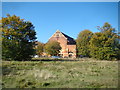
61 32 76 44
49 30 76 44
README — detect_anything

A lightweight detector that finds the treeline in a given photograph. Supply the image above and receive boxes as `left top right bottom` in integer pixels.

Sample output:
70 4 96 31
76 23 120 60
1 15 120 61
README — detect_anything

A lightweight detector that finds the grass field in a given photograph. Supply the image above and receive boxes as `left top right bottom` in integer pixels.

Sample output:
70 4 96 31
2 58 119 88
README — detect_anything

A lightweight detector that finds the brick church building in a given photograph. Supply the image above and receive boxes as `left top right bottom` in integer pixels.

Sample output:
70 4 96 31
48 30 76 58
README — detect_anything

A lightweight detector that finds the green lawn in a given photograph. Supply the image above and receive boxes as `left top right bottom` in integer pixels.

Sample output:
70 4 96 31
2 59 119 88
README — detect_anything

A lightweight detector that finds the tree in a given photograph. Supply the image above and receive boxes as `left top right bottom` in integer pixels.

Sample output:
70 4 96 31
44 41 61 56
1 14 37 61
76 30 93 57
89 22 120 60
35 41 44 57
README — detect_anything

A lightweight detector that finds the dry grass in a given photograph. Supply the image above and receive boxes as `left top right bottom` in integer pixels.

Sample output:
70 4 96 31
2 59 119 88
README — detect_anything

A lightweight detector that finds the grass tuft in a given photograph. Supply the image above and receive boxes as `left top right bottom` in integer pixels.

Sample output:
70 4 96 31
2 59 119 88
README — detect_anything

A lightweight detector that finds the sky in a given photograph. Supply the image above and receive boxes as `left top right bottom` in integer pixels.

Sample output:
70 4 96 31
2 2 118 43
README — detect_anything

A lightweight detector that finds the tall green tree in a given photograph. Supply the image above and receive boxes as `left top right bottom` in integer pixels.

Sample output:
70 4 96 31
1 14 37 61
89 22 120 60
76 30 93 57
44 41 61 56
35 41 44 57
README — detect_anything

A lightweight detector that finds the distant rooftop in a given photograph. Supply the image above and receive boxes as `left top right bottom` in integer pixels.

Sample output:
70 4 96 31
56 30 76 44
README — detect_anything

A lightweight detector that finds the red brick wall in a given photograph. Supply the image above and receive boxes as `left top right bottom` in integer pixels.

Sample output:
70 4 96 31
49 32 76 58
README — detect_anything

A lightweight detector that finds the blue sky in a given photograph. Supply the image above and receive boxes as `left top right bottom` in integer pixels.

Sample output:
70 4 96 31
2 2 118 43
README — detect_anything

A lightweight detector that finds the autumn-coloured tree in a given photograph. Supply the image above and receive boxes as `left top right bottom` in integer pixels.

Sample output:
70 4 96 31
44 41 61 56
89 22 120 60
35 41 44 57
76 30 93 57
1 14 37 61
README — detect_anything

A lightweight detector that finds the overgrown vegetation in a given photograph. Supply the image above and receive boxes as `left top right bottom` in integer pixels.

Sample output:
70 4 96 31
2 59 118 88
